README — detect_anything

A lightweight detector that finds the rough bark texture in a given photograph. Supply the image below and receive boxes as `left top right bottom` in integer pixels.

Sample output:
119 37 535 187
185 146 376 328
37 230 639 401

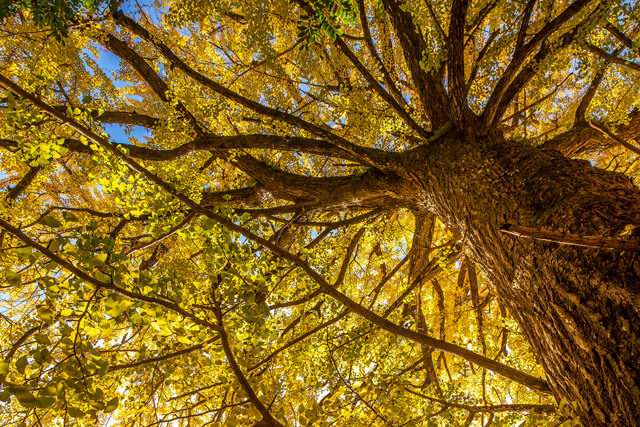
392 132 640 425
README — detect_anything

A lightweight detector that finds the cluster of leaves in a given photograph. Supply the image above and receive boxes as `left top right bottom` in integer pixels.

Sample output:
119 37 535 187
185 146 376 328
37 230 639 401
295 0 357 49
0 0 110 40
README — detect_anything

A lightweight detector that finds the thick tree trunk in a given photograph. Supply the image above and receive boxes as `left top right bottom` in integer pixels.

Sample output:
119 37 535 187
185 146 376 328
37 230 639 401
396 131 640 426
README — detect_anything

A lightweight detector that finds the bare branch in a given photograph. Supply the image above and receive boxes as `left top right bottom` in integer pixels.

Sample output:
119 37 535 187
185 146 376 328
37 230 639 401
586 43 640 72
406 389 555 414
500 222 640 251
588 120 640 156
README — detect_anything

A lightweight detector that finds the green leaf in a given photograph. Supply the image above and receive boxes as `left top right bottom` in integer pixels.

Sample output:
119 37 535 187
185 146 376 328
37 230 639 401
40 215 62 228
15 355 28 375
7 91 15 111
62 210 78 222
16 247 33 262
0 360 9 375
39 307 55 324
93 253 108 267
34 334 51 345
13 387 36 408
36 395 56 408
67 406 85 418
6 269 21 286
105 396 119 413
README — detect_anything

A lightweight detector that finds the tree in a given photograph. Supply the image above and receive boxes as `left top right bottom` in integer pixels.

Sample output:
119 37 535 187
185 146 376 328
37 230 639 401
0 0 639 425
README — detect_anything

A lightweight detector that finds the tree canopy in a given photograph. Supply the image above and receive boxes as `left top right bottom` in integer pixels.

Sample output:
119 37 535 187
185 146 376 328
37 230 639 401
1 0 639 425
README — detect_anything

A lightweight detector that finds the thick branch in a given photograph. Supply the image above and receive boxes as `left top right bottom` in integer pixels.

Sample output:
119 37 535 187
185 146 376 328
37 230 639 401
603 22 638 53
500 223 640 251
448 0 471 124
99 33 204 136
543 109 640 156
588 120 640 156
227 154 401 209
382 0 450 127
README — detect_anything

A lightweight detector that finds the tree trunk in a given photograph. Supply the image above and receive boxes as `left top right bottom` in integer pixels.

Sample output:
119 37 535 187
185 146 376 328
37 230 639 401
396 131 640 426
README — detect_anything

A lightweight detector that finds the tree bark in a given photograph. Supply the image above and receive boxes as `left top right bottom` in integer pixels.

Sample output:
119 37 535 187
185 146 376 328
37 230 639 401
394 131 640 426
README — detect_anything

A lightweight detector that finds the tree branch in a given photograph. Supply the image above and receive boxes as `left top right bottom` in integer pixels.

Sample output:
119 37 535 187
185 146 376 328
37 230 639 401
481 0 593 126
405 388 555 414
466 31 498 93
488 2 605 127
543 109 640 156
603 22 639 53
248 309 349 372
108 337 219 371
332 34 428 138
112 11 383 168
0 216 223 332
356 0 407 109
99 33 204 137
334 227 366 288
588 120 640 156
6 166 42 201
500 222 640 251
515 0 537 53
586 43 640 72
213 295 283 426
382 0 450 127
448 0 471 124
